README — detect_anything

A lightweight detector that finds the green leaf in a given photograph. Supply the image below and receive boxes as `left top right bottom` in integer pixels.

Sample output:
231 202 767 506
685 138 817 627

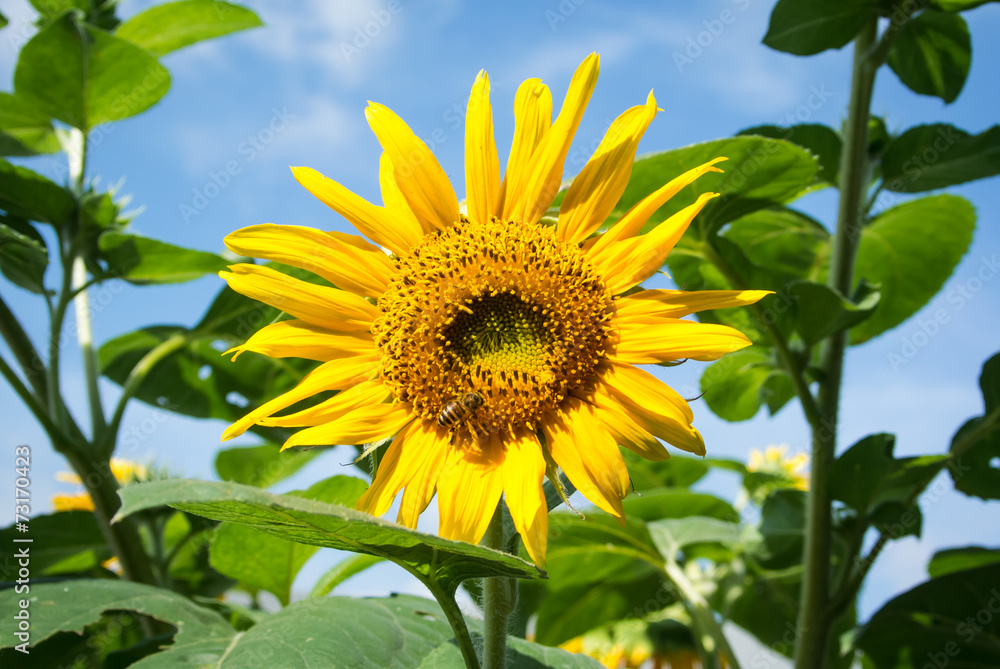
888 10 971 104
648 517 742 562
210 476 366 605
950 352 1000 499
721 207 831 281
98 231 230 284
927 546 1000 578
0 159 75 224
622 451 710 491
117 0 263 57
831 433 950 541
623 489 738 523
0 512 110 575
0 93 60 156
215 443 320 487
763 0 877 56
0 579 233 653
117 479 543 596
788 280 880 346
931 0 998 9
29 0 88 19
0 11 7 29
854 563 1000 667
738 124 842 185
752 489 806 568
702 348 790 421
619 137 819 239
531 513 669 645
851 194 975 344
310 554 384 598
882 124 1000 193
14 11 170 130
0 220 47 292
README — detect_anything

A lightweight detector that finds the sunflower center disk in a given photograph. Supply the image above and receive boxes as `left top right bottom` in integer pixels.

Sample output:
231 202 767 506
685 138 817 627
373 217 616 436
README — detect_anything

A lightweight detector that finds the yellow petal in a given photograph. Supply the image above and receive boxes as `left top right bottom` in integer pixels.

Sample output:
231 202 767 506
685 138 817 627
543 397 628 520
499 78 552 219
356 419 447 520
220 264 379 333
379 152 429 235
225 320 376 362
365 102 460 231
502 429 548 566
512 53 600 225
556 91 658 245
616 319 752 363
224 224 393 299
222 357 378 440
615 289 772 324
465 70 501 225
397 424 452 528
259 379 390 428
598 362 705 456
437 435 505 544
280 400 413 450
592 192 719 295
589 157 727 255
590 392 670 462
291 165 421 253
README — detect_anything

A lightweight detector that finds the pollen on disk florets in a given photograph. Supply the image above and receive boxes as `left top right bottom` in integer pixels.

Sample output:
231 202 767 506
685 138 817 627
372 216 616 436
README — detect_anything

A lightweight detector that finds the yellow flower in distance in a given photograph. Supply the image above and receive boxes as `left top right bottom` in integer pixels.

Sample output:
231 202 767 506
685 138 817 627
220 53 768 566
53 458 149 512
747 444 809 491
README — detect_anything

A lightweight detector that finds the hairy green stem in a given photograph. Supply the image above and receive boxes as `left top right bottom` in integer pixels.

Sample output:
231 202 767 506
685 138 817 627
794 18 879 669
100 332 187 458
663 560 742 669
72 255 107 439
482 502 513 669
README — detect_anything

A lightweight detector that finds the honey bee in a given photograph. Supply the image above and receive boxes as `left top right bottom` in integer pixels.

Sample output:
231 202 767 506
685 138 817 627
437 391 485 434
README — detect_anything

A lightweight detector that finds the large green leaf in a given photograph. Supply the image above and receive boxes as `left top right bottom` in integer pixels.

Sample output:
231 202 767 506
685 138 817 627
0 579 233 654
622 489 737 523
888 9 971 104
214 443 320 487
618 137 818 238
738 124 842 185
850 194 975 344
14 11 170 129
117 0 262 56
927 546 1000 578
530 513 669 645
749 490 806 569
98 231 231 284
949 352 1000 499
116 479 543 596
931 0 998 8
208 476 366 605
0 220 47 293
622 451 710 491
721 207 831 281
0 512 110 575
28 0 88 19
882 124 1000 193
0 92 60 156
648 516 742 563
763 0 877 56
0 159 75 224
702 348 792 421
855 563 1000 667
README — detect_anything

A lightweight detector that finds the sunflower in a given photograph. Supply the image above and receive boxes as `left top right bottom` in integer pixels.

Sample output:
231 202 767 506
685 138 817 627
219 53 767 566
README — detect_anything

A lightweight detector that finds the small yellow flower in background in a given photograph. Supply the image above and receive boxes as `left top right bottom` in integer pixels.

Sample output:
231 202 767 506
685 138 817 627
220 53 768 565
52 458 149 512
746 444 809 491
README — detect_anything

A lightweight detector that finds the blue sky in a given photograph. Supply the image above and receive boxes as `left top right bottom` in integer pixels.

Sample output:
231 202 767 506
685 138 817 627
2 0 999 652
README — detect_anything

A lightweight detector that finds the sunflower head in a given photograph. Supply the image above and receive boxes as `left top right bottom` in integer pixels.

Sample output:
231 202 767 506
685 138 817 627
220 53 768 565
